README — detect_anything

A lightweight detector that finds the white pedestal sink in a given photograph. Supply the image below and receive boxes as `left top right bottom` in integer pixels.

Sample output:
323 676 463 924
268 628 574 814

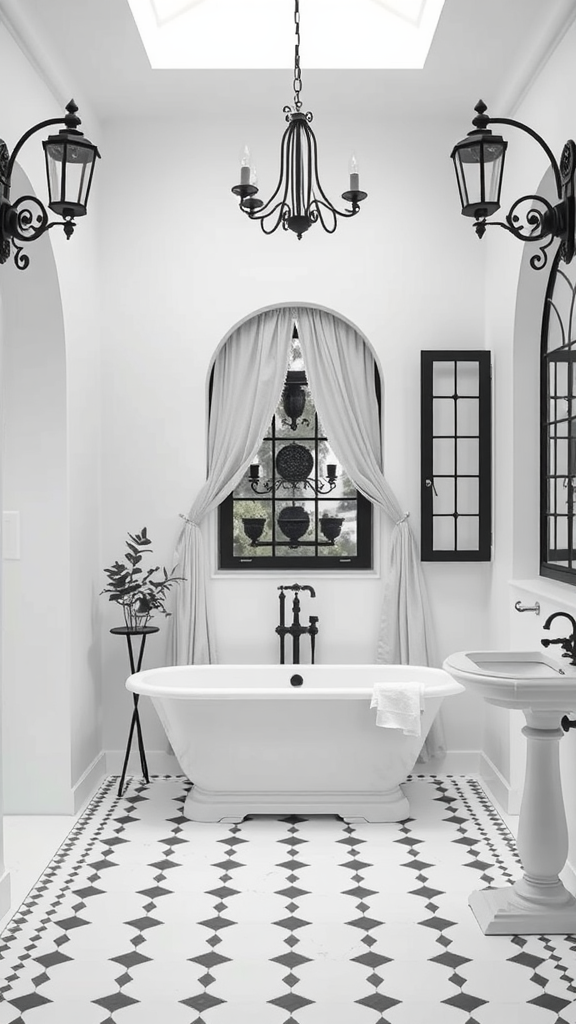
443 649 576 935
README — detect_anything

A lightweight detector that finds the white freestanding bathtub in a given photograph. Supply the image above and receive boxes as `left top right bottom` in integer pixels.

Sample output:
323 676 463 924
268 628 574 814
126 664 463 823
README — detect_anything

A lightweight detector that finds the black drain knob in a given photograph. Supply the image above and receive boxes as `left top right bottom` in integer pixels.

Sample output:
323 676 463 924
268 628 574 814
290 674 304 687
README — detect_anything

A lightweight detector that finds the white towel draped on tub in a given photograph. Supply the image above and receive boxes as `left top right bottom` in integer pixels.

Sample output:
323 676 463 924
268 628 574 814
370 682 425 736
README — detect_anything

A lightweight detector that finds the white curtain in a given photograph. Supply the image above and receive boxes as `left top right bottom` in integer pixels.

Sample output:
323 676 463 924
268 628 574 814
171 307 294 665
297 306 444 759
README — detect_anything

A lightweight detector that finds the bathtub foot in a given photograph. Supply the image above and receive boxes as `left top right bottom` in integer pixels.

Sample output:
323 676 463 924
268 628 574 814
184 784 410 823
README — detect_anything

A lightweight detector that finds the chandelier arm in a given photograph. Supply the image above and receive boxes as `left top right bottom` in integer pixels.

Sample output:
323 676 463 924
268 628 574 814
258 203 290 234
246 124 293 220
309 199 338 233
487 116 563 197
306 122 361 219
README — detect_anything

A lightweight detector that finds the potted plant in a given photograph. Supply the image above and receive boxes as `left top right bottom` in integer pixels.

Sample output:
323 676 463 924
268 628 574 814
101 527 184 630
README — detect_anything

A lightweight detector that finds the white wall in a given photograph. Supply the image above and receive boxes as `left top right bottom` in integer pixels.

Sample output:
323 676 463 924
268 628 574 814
99 106 488 760
1 171 70 812
0 296 10 918
0 21 104 812
483 19 576 876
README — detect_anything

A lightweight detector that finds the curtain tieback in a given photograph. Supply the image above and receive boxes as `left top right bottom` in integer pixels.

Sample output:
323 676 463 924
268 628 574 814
179 513 197 527
396 511 410 526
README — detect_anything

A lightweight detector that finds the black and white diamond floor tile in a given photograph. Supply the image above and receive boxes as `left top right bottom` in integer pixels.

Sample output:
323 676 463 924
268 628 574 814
0 774 575 1024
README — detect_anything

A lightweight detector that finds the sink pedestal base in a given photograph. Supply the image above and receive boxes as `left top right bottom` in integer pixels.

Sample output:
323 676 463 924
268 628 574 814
472 710 576 934
469 880 576 935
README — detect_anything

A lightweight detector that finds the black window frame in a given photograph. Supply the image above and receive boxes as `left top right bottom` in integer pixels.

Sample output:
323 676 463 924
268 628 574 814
216 341 379 572
540 249 576 585
420 349 492 561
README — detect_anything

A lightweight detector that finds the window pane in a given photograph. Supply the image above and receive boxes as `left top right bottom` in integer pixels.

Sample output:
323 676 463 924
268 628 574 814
457 398 479 436
433 438 454 475
457 438 479 475
317 499 358 557
456 361 479 396
433 477 454 514
432 361 454 396
433 398 454 435
457 478 479 514
457 516 479 550
317 440 356 498
275 498 316 555
433 516 454 550
232 499 273 557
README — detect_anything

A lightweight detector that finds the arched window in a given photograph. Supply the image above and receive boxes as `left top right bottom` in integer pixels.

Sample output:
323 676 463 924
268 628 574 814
541 251 576 584
218 319 377 570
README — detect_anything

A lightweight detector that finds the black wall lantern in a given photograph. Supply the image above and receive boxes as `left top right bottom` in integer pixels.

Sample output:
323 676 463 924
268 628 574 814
451 100 575 270
0 100 100 271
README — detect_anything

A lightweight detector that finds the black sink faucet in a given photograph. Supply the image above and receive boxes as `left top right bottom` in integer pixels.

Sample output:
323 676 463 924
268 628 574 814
541 611 576 665
276 584 318 665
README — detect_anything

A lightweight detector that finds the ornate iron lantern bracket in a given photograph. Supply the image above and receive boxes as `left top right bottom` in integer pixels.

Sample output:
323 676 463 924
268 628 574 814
0 100 100 271
451 100 575 271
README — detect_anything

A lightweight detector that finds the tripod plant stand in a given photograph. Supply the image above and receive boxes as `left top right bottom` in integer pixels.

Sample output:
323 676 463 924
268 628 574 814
111 625 159 797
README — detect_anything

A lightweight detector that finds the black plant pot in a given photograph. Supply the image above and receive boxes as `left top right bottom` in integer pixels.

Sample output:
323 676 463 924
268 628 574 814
320 516 344 543
242 517 266 544
278 505 310 542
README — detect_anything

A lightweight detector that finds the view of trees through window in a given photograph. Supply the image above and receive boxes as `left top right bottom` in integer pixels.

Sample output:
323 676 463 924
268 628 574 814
219 327 373 570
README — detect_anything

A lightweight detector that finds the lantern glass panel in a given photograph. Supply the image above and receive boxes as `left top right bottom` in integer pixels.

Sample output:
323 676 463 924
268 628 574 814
44 136 97 217
452 134 506 218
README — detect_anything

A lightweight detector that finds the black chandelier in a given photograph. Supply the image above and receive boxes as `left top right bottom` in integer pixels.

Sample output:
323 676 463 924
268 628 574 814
451 100 575 271
231 0 367 239
0 100 100 271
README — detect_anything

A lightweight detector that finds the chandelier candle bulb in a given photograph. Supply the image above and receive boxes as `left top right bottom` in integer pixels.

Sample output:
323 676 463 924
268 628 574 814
240 145 251 186
327 464 337 481
249 464 260 481
349 155 359 192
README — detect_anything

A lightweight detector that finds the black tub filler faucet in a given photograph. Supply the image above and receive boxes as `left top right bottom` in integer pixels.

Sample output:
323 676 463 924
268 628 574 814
276 584 318 665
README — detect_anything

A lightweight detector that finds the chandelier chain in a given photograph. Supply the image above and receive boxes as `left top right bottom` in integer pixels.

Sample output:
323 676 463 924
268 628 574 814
293 0 302 111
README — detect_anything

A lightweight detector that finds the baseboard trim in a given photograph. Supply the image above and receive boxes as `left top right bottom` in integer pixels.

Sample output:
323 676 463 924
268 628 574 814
73 752 107 814
105 750 181 776
479 752 523 815
414 750 481 776
105 749 482 780
0 865 11 921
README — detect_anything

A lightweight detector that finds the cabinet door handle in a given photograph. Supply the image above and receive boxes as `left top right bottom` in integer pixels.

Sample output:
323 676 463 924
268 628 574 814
425 478 438 496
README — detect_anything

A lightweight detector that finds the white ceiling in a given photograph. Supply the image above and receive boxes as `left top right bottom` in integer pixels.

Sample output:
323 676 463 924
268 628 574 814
126 0 445 70
3 0 576 122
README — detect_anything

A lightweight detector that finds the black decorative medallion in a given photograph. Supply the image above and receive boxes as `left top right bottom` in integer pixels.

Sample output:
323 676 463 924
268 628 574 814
276 443 314 484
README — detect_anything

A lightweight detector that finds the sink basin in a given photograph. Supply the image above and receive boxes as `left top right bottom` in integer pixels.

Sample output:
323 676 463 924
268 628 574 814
442 648 576 935
443 649 576 710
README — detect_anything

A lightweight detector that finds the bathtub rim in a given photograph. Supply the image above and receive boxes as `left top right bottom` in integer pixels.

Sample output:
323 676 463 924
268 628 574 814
126 663 464 700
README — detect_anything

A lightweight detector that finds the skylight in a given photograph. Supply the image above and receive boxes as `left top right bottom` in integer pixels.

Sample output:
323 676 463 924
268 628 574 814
126 0 445 70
